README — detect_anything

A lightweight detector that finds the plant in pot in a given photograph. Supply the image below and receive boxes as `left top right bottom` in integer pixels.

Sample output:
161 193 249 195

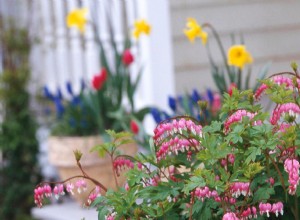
43 8 151 203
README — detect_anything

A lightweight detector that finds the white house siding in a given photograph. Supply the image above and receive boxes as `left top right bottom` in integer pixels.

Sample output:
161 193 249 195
170 0 300 93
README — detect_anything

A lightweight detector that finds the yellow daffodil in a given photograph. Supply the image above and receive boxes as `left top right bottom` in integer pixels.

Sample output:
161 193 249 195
184 18 208 45
200 31 208 45
66 8 88 33
227 45 253 69
133 19 151 39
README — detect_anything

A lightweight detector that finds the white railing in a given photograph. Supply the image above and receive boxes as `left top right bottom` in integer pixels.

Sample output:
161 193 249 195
0 0 175 129
34 0 136 96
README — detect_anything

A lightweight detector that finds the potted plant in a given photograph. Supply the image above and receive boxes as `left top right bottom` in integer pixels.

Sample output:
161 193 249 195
43 8 151 203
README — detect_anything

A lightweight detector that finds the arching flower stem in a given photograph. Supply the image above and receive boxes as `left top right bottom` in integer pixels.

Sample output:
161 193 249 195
265 153 286 195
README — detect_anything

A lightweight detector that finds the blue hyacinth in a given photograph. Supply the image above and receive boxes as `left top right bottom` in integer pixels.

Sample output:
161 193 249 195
56 88 63 100
168 96 177 112
71 96 81 106
150 108 162 124
191 89 201 103
206 88 214 105
54 97 65 118
66 81 73 96
43 86 54 101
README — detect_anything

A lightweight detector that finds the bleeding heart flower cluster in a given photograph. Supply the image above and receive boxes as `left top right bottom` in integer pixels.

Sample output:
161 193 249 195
230 182 251 198
194 186 218 202
113 157 135 176
270 103 300 125
153 118 202 144
284 158 300 195
224 110 260 132
34 179 90 208
34 185 52 208
223 212 239 220
87 186 101 205
156 137 199 161
240 206 257 220
153 118 202 161
254 75 296 100
259 202 284 217
222 202 283 220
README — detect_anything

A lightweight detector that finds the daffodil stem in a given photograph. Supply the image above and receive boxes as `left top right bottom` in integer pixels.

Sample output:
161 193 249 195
203 23 232 83
237 68 242 90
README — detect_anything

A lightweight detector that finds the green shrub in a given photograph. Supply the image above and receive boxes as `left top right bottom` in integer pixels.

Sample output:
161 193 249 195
0 21 40 220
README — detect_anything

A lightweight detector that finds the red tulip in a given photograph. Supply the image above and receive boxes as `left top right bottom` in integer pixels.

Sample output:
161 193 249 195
122 49 134 66
228 83 237 96
130 120 139 134
92 68 107 90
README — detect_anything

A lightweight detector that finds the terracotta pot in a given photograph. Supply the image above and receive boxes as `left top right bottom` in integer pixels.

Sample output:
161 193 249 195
48 135 138 204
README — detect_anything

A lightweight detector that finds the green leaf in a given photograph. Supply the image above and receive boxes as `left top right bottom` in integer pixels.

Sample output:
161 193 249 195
202 121 222 133
182 176 206 194
218 167 230 182
106 130 133 140
149 138 155 155
244 162 264 179
133 107 151 121
90 142 111 157
252 187 275 203
245 147 261 164
115 138 134 147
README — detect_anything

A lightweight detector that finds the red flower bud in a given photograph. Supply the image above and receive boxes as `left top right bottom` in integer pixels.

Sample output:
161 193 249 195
92 68 107 90
130 120 139 134
122 49 134 66
228 83 237 96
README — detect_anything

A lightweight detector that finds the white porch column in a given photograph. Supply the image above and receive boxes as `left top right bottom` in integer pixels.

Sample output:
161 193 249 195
136 0 175 132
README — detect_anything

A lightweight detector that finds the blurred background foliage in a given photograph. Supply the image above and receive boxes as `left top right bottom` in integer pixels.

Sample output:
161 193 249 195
0 19 41 220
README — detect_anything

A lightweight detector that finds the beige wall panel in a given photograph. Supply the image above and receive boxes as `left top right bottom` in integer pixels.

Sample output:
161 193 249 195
170 0 284 8
171 0 300 37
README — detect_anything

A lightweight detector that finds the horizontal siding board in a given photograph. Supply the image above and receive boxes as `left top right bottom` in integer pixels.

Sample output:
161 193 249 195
170 0 290 10
171 1 300 38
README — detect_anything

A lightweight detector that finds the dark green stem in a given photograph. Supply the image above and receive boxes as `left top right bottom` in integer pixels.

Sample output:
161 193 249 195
265 151 270 176
295 196 299 220
189 192 195 220
237 68 242 90
266 153 286 194
203 23 232 82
